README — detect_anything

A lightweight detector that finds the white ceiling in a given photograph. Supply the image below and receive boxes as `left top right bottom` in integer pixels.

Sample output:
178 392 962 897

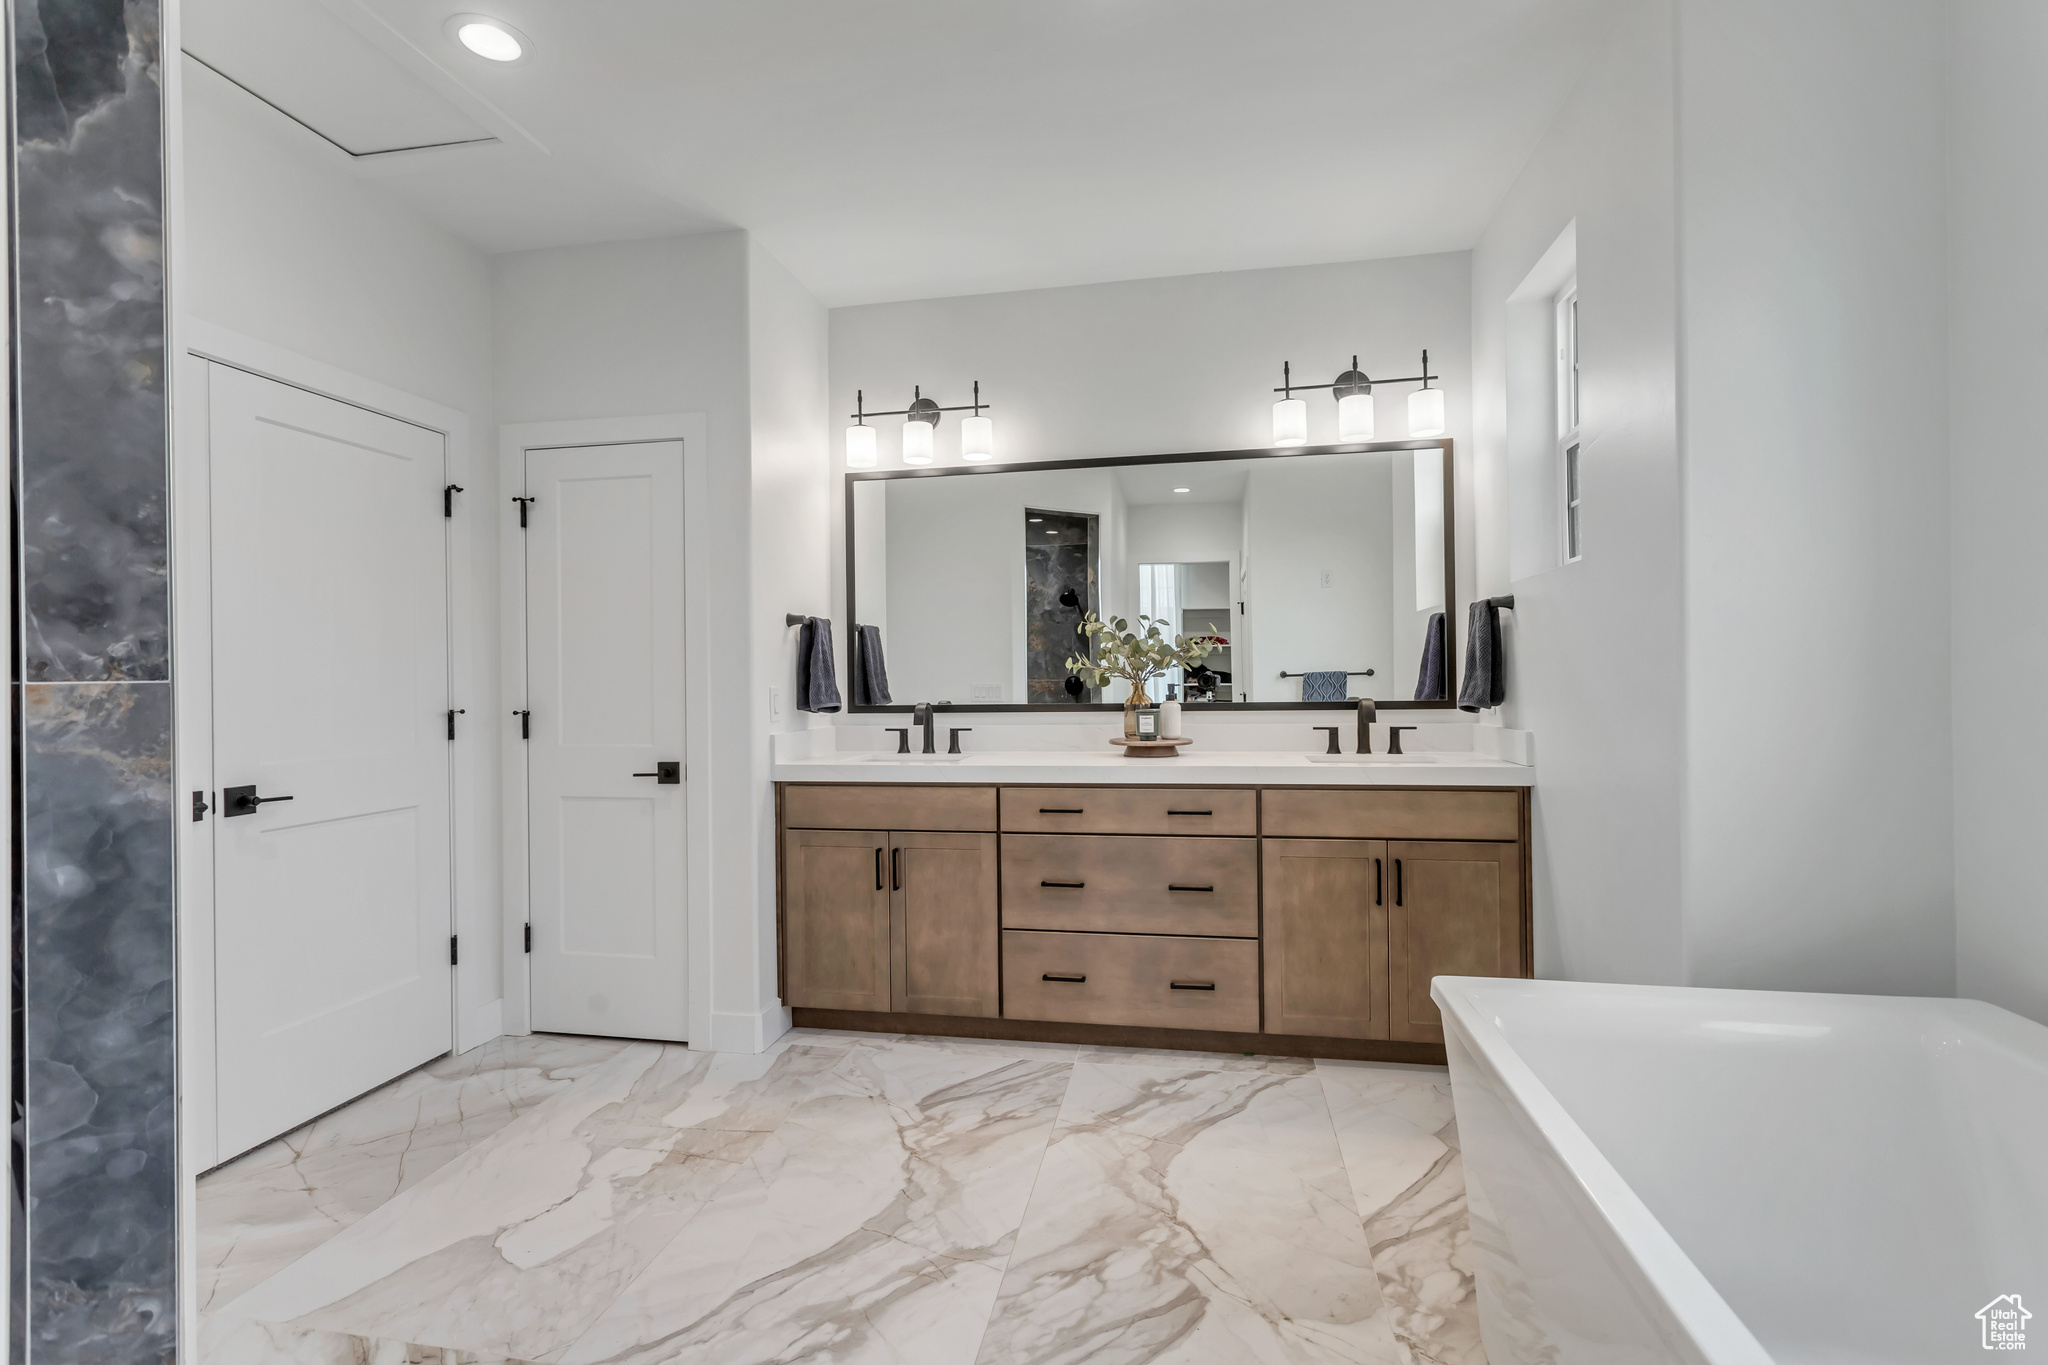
187 0 1625 306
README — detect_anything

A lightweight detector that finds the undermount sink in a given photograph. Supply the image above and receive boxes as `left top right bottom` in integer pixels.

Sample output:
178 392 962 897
1303 752 1434 764
857 752 968 763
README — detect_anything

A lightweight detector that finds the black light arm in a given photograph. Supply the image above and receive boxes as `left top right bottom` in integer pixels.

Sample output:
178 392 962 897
1274 349 1437 394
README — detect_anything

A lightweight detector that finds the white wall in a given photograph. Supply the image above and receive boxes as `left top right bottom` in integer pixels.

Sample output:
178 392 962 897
178 59 505 1028
1470 0 1686 984
746 240 831 1040
1950 0 2048 1023
492 231 822 1049
1676 0 1953 995
1242 457 1395 702
829 252 1476 699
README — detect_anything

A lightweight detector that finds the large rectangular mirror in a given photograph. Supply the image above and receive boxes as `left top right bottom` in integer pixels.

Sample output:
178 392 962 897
846 441 1455 710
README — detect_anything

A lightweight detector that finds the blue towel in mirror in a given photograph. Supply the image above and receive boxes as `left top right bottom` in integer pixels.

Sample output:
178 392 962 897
1301 670 1348 703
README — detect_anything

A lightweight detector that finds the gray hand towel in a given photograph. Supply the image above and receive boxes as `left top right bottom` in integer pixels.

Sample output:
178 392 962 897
1414 612 1446 700
1300 670 1348 703
797 617 841 713
856 624 893 706
1457 600 1505 712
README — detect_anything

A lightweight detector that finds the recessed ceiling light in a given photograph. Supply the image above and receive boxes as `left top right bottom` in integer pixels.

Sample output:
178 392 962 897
1045 529 1058 535
1173 487 1191 493
447 14 529 62
1028 517 1043 523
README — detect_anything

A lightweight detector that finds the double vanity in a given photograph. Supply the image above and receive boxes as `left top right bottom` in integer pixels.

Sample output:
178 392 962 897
775 734 1533 1063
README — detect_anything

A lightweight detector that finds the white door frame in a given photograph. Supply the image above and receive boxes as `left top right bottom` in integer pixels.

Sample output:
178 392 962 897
497 416 714 1048
171 318 483 1174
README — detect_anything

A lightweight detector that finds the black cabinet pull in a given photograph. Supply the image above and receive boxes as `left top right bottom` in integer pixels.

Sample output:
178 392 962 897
875 846 884 891
1170 980 1217 991
1042 972 1086 983
1040 880 1086 889
1395 858 1404 906
1039 807 1084 814
1168 884 1214 892
1166 809 1213 816
891 846 900 891
1375 857 1383 906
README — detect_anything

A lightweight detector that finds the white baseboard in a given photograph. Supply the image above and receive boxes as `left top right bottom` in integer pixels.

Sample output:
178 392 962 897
459 997 506 1054
706 1002 794 1054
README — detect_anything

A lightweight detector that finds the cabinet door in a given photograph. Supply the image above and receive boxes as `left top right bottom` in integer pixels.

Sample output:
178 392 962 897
891 832 1000 1017
1261 838 1389 1039
784 829 891 1011
1388 840 1525 1043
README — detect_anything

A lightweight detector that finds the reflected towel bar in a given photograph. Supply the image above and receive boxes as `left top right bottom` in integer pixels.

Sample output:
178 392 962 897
1279 669 1376 678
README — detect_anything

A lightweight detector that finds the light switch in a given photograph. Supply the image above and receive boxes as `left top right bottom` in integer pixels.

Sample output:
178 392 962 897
769 686 783 720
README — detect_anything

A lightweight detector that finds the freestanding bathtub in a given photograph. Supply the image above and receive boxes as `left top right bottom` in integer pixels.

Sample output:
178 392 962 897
1433 976 2048 1364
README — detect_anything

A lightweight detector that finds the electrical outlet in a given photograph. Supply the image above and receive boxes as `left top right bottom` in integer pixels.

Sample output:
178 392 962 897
971 682 1003 701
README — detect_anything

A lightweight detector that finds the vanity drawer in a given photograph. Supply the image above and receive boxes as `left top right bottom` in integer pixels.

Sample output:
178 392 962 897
999 787 1256 836
783 784 997 832
1261 788 1518 842
1001 930 1260 1032
1002 835 1258 937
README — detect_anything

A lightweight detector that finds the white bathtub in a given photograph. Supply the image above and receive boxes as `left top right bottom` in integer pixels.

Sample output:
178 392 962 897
1432 977 2048 1365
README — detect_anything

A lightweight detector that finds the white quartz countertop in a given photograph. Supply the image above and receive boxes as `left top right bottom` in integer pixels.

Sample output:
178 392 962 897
772 747 1531 786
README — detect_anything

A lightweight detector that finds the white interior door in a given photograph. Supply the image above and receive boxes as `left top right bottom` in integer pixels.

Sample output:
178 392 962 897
210 364 453 1159
524 441 688 1040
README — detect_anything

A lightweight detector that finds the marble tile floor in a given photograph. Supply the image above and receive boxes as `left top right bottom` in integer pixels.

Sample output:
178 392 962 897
199 1030 1486 1365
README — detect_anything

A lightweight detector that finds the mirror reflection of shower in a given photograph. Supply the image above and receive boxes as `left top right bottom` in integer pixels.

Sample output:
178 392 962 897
1025 509 1099 703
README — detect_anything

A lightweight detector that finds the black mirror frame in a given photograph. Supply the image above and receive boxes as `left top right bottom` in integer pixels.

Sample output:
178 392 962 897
844 438 1458 712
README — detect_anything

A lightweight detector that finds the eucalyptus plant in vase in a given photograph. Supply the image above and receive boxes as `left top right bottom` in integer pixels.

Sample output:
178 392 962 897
1066 613 1224 738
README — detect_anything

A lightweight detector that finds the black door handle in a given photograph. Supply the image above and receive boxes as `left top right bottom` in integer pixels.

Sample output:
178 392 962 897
875 846 884 891
1168 884 1214 892
222 785 293 818
1375 857 1383 906
631 762 681 784
1042 972 1085 983
1040 880 1085 889
891 846 900 891
1395 858 1404 906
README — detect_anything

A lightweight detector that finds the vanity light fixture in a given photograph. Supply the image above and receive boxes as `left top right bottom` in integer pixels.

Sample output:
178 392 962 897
1271 350 1442 445
845 383 994 466
448 14 529 61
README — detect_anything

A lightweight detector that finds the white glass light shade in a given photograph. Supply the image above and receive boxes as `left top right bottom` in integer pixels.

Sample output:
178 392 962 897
902 418 935 465
1409 386 1446 438
1336 392 1375 442
845 423 877 468
960 413 994 461
1272 397 1309 446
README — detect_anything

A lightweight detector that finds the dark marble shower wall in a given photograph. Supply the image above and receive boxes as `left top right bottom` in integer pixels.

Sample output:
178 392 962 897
1025 510 1097 703
10 1 177 1362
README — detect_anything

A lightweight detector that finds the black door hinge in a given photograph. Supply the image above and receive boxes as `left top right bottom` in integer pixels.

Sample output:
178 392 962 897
447 708 465 740
512 495 536 528
514 709 530 740
449 934 459 966
191 791 210 822
523 923 532 953
444 483 464 518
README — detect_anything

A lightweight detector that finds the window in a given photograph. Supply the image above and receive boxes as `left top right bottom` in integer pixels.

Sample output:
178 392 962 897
1556 283 1582 562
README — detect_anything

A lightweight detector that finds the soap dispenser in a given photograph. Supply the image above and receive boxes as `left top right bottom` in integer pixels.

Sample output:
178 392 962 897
1160 685 1183 740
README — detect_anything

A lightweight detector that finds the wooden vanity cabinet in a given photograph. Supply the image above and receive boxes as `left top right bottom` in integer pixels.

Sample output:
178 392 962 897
779 781 1531 1063
1261 839 1390 1040
1387 840 1523 1043
780 787 999 1018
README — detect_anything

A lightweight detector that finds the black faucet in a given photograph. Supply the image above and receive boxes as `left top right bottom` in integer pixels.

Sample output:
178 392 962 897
1356 698 1376 754
1313 726 1341 755
913 702 937 754
1387 725 1418 755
